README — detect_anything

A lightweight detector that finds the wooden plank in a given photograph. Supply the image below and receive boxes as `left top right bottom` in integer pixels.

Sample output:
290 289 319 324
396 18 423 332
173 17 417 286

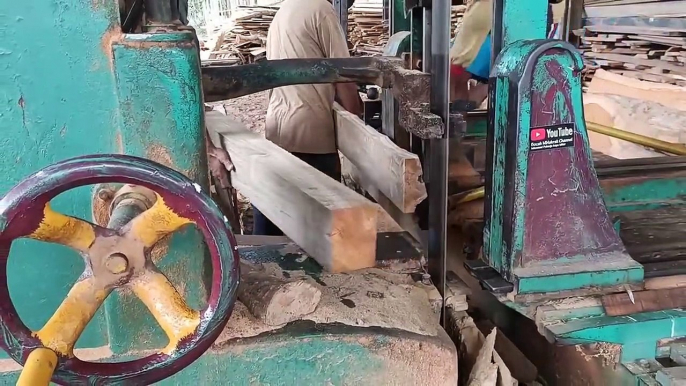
205 111 379 273
585 52 686 75
585 25 686 37
585 1 686 17
340 155 421 240
334 103 427 213
583 93 686 159
587 69 686 111
601 287 686 316
646 275 686 290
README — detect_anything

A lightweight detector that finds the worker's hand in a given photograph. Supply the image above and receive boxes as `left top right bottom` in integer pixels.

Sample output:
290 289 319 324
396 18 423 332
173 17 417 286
207 143 235 188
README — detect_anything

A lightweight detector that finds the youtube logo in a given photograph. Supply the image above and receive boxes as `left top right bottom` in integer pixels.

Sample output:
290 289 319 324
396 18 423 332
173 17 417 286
531 128 546 142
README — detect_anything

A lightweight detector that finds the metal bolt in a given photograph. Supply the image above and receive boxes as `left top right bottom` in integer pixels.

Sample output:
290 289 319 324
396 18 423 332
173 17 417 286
97 189 113 201
105 253 129 274
422 273 432 285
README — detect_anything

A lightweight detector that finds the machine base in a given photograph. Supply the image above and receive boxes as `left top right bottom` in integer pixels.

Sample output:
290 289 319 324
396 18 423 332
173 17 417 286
0 237 457 385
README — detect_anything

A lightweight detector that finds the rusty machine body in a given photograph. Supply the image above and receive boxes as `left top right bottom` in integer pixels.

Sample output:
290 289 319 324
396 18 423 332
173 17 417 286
210 0 686 384
375 0 686 385
0 0 456 384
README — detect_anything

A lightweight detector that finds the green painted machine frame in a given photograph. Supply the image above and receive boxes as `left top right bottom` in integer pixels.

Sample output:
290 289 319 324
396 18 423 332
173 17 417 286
0 0 210 360
379 0 686 383
0 1 457 384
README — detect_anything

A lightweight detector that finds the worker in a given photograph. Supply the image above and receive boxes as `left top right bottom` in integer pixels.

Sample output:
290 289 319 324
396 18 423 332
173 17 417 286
253 0 363 235
449 0 561 108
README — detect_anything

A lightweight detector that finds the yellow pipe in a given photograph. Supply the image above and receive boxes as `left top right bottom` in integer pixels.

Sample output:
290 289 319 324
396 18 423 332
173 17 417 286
586 122 686 156
454 187 485 204
16 348 58 386
453 122 686 206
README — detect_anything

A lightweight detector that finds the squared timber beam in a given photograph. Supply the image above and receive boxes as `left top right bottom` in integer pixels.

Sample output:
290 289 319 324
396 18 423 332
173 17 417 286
205 111 379 273
334 103 427 213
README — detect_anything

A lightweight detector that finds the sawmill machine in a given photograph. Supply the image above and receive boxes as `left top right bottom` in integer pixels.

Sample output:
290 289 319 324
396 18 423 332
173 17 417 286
363 0 686 384
0 0 458 385
5 0 686 384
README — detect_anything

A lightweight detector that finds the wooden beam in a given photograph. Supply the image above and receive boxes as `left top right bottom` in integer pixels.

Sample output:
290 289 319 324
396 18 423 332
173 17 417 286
587 69 686 112
601 287 686 316
205 111 379 273
583 93 686 159
334 103 427 213
340 155 421 240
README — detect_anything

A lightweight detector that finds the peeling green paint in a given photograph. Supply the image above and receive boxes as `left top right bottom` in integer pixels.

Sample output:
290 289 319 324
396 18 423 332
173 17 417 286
106 32 209 354
484 77 509 274
545 309 686 362
0 2 209 367
0 0 120 358
516 266 644 294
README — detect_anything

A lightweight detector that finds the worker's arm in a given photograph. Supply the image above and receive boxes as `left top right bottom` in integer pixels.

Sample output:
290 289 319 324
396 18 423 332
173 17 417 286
449 0 492 106
319 13 363 116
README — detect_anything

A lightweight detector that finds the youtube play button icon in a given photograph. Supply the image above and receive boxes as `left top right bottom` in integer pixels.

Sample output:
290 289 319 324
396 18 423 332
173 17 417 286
531 128 546 141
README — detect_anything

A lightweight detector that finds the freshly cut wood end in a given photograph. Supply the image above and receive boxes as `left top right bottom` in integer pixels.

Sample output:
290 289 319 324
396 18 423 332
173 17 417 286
328 205 379 273
403 159 427 213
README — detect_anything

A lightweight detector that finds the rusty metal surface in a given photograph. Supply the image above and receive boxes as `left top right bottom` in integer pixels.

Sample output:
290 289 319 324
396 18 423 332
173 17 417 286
463 289 635 385
201 56 446 139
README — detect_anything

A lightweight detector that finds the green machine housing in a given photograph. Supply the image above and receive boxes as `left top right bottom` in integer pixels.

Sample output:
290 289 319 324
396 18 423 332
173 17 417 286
376 0 686 384
0 1 457 384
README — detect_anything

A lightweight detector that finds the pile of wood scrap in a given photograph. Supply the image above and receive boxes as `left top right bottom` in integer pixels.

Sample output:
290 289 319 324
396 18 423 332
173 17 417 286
348 3 466 56
451 5 467 39
448 311 535 386
576 24 686 88
206 6 278 64
348 0 388 56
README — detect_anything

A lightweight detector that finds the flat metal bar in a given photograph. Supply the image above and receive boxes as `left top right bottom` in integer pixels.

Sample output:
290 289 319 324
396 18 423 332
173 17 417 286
427 0 450 326
422 8 432 71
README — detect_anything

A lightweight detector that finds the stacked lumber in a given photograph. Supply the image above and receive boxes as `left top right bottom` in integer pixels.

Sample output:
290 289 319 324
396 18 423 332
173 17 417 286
207 6 278 64
576 24 686 88
348 0 388 56
451 5 467 39
348 4 466 56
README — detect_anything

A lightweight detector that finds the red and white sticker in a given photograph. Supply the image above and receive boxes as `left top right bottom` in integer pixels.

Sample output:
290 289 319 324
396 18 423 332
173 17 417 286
529 123 575 152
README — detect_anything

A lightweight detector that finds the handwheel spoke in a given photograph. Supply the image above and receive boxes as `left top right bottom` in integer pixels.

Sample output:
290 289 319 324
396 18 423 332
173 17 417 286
27 203 99 253
130 267 201 354
124 195 194 248
35 275 110 356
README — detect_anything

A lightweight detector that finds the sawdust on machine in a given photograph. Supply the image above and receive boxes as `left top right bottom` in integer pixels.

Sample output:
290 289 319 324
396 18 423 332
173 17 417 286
217 264 439 342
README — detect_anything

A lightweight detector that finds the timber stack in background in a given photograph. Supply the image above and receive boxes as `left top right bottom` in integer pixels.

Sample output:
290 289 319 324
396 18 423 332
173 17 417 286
348 2 467 56
204 6 278 65
576 23 686 89
202 3 468 62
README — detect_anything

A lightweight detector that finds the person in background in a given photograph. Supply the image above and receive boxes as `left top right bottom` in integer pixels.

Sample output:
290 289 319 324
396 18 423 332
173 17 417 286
253 0 363 236
449 0 560 107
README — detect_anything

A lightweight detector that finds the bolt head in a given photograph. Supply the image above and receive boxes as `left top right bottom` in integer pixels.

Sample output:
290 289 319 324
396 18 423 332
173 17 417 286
98 189 113 200
105 253 129 274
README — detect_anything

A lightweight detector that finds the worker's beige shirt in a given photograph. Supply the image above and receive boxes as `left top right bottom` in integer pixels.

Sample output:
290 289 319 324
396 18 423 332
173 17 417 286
265 0 350 154
450 0 563 67
450 0 492 67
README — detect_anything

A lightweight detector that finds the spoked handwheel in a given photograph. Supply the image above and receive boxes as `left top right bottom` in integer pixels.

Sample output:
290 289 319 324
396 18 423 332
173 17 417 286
0 154 239 385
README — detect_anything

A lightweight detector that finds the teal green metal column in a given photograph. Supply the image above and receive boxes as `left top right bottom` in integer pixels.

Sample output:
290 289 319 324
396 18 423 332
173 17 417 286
0 0 210 360
105 32 210 354
391 0 410 33
492 0 549 58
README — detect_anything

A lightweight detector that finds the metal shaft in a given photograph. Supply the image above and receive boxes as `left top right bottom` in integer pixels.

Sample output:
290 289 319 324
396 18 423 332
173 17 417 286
427 0 451 326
